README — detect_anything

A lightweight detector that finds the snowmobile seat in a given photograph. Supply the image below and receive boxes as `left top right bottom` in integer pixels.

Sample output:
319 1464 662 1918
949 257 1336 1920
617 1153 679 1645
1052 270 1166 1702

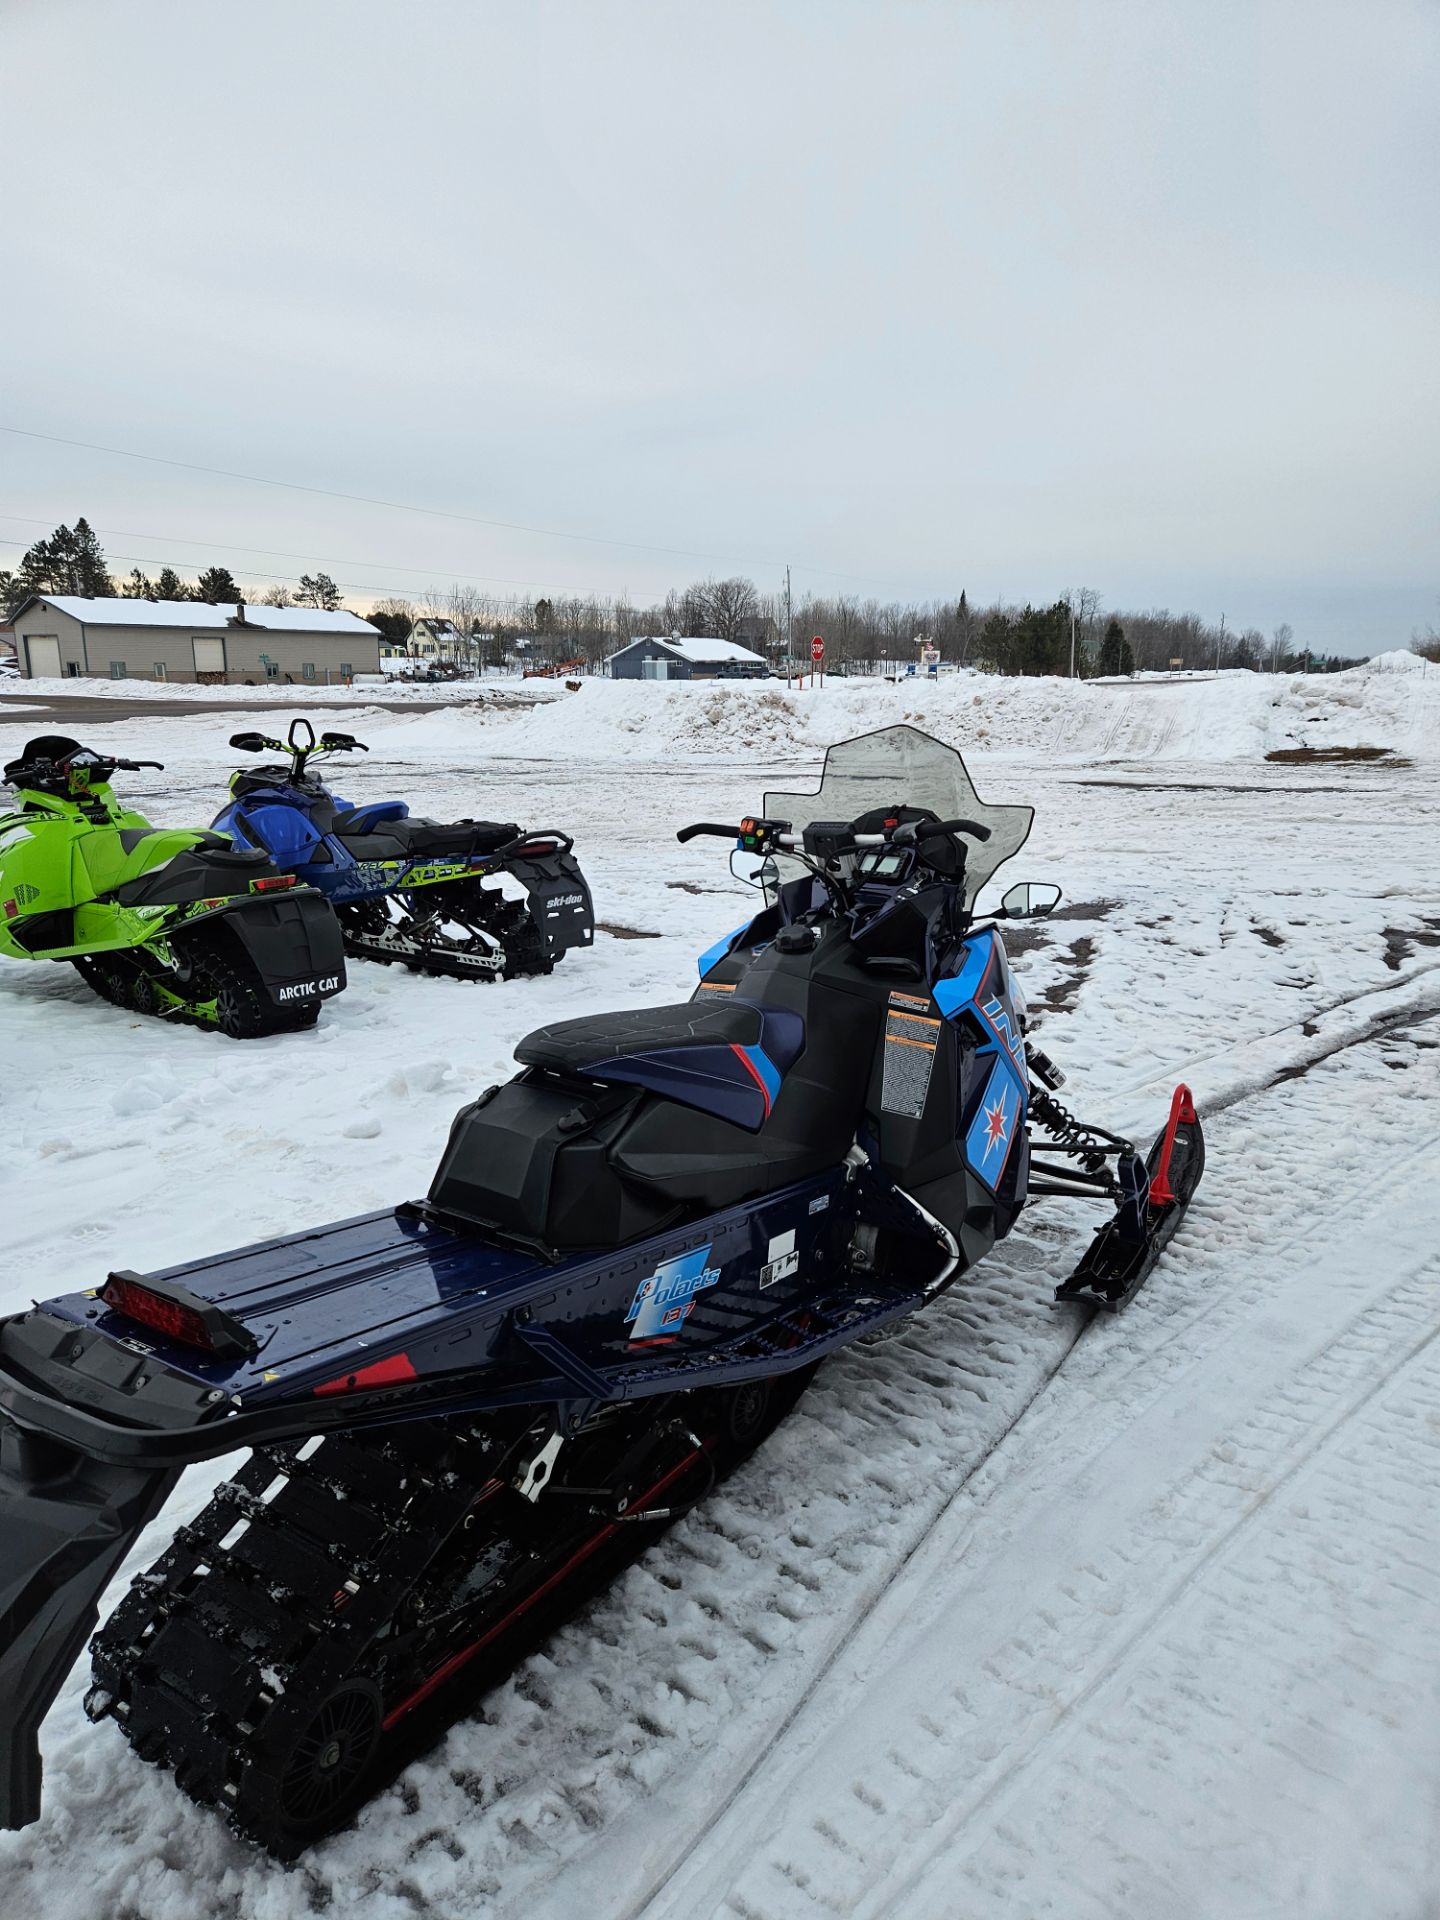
327 801 408 834
335 818 520 862
115 828 232 857
516 999 804 1132
114 842 277 906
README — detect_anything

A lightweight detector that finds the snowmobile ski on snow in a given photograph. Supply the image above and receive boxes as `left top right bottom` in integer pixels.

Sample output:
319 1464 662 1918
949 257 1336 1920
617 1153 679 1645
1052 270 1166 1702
213 718 595 980
0 725 1202 1855
0 736 346 1036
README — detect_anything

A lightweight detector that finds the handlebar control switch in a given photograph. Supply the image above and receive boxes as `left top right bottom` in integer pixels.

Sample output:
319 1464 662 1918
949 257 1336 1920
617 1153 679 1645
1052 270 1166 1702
737 815 788 853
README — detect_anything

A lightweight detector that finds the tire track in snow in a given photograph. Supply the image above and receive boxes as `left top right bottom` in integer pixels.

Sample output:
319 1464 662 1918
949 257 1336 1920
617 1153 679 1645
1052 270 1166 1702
621 1019 1440 1920
863 1251 1440 1920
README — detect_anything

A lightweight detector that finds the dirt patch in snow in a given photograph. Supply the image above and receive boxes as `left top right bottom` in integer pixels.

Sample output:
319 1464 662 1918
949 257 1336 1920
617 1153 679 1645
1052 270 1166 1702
1382 921 1440 970
1039 936 1097 1013
1265 745 1407 764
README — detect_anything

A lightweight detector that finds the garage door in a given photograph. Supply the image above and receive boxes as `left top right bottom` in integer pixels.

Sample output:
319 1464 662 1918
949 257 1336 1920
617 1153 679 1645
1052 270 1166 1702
192 637 226 675
26 636 61 678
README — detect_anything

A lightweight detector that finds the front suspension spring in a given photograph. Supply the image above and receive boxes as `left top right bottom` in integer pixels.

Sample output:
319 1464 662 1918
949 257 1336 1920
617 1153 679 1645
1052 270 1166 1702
1028 1086 1133 1174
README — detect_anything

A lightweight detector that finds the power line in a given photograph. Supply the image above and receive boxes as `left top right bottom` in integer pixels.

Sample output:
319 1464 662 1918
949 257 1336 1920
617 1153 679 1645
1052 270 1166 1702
0 423 920 595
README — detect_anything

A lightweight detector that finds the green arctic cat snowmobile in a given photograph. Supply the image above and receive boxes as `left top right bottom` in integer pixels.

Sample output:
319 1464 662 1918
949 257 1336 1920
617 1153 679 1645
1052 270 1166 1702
0 734 347 1037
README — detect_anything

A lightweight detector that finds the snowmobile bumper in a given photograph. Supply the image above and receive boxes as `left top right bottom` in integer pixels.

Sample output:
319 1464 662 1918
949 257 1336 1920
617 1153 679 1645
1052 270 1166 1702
0 1310 225 1829
221 887 347 1009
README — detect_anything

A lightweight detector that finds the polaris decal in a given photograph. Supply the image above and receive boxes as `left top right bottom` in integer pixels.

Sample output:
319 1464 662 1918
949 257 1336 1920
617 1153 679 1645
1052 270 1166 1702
625 1244 721 1342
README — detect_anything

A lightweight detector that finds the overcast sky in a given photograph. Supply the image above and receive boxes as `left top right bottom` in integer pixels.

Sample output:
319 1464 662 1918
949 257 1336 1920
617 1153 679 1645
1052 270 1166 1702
3 0 1436 653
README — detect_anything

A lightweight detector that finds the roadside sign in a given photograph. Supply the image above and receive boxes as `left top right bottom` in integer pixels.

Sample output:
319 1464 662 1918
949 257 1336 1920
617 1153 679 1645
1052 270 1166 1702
811 635 824 661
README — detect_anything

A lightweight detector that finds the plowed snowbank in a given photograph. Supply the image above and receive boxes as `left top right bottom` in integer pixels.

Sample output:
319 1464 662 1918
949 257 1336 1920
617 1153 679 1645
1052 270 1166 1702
491 651 1440 764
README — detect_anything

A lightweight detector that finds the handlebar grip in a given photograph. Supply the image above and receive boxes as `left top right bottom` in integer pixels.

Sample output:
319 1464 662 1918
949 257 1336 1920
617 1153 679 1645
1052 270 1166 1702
930 817 992 843
676 823 739 844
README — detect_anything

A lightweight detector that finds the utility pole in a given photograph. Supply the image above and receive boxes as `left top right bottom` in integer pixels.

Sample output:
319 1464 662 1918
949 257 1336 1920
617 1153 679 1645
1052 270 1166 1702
1215 613 1225 672
1069 602 1077 678
784 565 793 688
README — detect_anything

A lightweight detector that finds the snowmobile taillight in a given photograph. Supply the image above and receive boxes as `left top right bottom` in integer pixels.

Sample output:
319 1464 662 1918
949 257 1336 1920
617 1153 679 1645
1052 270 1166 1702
251 874 298 892
100 1270 259 1359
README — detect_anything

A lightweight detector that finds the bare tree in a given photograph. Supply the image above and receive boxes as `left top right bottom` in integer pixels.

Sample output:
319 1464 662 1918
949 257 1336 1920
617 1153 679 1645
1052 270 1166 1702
685 576 760 644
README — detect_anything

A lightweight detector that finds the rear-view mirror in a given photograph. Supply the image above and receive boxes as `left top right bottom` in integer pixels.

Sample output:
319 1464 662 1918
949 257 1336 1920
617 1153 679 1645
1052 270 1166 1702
731 850 780 892
1001 881 1062 919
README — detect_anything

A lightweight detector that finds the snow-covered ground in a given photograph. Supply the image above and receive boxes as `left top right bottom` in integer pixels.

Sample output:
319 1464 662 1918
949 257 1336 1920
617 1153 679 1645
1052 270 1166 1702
1 667 1437 1919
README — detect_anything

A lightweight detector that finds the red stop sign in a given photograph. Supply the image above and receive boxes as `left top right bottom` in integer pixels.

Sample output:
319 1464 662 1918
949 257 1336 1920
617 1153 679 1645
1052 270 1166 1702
810 635 825 661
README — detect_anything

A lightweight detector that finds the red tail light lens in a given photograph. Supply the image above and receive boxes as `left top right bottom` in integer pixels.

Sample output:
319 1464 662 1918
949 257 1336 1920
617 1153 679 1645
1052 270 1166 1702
103 1275 213 1348
252 874 298 892
100 1270 258 1359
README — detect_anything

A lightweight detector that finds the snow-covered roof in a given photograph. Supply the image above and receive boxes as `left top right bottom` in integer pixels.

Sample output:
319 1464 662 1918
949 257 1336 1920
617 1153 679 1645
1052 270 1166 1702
17 594 379 634
618 634 768 665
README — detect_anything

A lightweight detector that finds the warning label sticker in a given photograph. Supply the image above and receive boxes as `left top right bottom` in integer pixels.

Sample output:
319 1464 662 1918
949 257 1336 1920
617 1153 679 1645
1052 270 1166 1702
881 991 940 1118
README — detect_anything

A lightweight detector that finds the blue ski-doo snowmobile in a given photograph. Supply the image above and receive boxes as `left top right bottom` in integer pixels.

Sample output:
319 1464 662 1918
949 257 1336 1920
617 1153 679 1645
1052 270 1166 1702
0 726 1202 1857
213 718 595 979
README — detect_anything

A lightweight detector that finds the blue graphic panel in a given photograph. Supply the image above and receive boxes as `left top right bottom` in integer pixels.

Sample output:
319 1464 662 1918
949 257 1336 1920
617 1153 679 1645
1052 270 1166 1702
625 1243 721 1342
964 1059 1023 1190
697 923 748 979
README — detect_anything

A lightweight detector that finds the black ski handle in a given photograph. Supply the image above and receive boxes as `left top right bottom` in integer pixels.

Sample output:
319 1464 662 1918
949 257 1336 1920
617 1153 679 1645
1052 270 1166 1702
114 758 164 772
676 822 741 843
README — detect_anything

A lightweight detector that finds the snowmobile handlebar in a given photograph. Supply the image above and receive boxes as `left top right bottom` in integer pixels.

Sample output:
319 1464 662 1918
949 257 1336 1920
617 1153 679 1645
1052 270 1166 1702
677 816 992 849
229 730 368 757
676 823 746 843
925 817 991 842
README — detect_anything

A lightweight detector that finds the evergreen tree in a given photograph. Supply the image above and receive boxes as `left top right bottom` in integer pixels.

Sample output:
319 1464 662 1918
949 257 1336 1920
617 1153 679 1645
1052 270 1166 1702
195 565 240 603
0 570 20 617
1099 617 1126 676
533 597 554 634
1011 602 1070 675
976 610 1013 672
153 567 190 601
122 568 156 598
15 518 114 597
366 604 413 647
68 519 113 595
296 572 343 610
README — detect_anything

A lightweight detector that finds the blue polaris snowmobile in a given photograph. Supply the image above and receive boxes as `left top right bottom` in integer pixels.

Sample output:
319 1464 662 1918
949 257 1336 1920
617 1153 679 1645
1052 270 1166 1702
0 725 1202 1857
213 718 594 979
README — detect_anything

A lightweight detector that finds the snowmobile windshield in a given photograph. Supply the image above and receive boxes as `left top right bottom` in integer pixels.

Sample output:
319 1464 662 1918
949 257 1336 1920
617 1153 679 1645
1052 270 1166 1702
763 724 1034 910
